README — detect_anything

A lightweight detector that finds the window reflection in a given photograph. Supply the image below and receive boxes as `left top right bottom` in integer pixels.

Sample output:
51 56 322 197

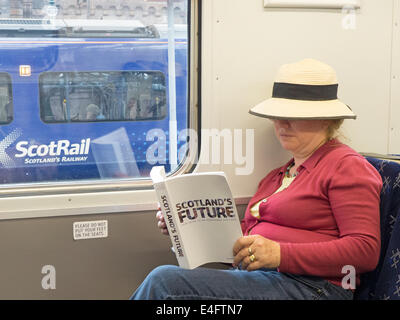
40 71 167 123
0 73 13 124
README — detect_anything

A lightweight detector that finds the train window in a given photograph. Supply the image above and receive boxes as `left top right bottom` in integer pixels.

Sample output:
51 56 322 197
39 71 167 123
0 0 192 187
0 73 13 124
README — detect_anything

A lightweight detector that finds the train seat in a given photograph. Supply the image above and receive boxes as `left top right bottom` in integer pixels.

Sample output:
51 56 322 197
354 157 400 300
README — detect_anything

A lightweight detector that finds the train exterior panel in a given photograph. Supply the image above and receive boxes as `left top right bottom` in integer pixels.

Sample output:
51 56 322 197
0 34 188 185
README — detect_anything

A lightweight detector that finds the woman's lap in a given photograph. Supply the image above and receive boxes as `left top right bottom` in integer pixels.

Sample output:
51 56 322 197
130 265 353 300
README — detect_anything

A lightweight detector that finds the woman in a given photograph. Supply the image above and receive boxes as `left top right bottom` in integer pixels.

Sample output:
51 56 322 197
131 59 382 300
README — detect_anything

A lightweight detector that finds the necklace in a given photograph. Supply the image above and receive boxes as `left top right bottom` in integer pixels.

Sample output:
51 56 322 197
285 162 297 178
285 139 327 178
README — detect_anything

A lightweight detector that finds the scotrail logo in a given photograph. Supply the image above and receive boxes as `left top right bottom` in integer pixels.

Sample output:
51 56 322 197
0 128 23 167
16 139 91 164
0 129 91 167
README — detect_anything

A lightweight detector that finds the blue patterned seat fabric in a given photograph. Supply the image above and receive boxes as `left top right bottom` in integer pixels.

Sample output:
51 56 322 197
354 157 400 300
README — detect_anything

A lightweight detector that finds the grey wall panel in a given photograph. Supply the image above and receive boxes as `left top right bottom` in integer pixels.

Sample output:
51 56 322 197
0 211 176 299
0 204 247 299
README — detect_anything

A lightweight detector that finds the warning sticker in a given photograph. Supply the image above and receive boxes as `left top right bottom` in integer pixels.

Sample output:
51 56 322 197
73 220 108 240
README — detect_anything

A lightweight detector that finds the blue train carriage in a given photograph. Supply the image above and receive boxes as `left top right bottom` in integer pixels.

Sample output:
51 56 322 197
0 18 189 185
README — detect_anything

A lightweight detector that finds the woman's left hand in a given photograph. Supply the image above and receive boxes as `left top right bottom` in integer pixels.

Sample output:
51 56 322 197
233 235 281 271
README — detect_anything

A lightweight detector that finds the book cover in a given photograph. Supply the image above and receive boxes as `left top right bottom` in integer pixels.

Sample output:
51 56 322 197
151 166 243 269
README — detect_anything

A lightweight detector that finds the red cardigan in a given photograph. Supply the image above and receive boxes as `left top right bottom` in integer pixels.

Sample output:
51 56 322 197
242 139 382 287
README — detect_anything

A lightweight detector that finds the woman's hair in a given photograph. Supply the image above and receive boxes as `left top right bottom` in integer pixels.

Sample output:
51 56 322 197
326 119 345 141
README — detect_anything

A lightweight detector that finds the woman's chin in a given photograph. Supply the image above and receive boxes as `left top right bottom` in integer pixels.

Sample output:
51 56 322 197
278 139 296 151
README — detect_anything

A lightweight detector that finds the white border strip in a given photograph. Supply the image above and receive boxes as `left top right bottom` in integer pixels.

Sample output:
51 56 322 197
263 0 361 9
0 196 252 221
389 0 400 154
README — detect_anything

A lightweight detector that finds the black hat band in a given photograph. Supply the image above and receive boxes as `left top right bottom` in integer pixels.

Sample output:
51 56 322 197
272 82 338 101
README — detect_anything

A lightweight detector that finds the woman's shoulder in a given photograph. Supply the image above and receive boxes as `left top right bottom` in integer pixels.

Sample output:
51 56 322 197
322 141 382 184
323 139 365 162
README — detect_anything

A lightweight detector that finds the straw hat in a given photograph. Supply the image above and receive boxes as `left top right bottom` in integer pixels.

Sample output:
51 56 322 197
249 59 356 120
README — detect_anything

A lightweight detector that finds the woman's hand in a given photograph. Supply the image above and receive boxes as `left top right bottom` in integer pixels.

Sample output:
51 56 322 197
156 204 169 236
233 235 281 271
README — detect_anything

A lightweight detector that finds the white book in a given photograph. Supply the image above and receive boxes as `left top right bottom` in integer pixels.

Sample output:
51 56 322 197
151 166 243 269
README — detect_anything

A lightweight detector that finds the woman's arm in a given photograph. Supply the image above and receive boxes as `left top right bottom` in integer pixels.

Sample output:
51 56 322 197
278 155 382 278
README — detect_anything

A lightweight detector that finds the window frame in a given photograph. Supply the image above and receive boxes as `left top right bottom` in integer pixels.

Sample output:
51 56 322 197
0 72 14 125
0 0 200 198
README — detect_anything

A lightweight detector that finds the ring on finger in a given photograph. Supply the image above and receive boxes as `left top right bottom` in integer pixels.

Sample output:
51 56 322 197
248 247 253 255
249 254 256 263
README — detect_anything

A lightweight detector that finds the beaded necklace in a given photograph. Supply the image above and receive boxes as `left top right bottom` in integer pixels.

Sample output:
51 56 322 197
285 162 298 177
284 139 328 178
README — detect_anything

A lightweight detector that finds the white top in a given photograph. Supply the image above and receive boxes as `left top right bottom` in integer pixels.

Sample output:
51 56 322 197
250 175 297 219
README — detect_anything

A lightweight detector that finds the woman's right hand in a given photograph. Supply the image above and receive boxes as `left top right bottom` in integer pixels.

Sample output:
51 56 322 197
156 204 169 236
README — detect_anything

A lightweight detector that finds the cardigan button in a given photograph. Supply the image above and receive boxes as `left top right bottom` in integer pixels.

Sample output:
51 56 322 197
262 199 267 203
